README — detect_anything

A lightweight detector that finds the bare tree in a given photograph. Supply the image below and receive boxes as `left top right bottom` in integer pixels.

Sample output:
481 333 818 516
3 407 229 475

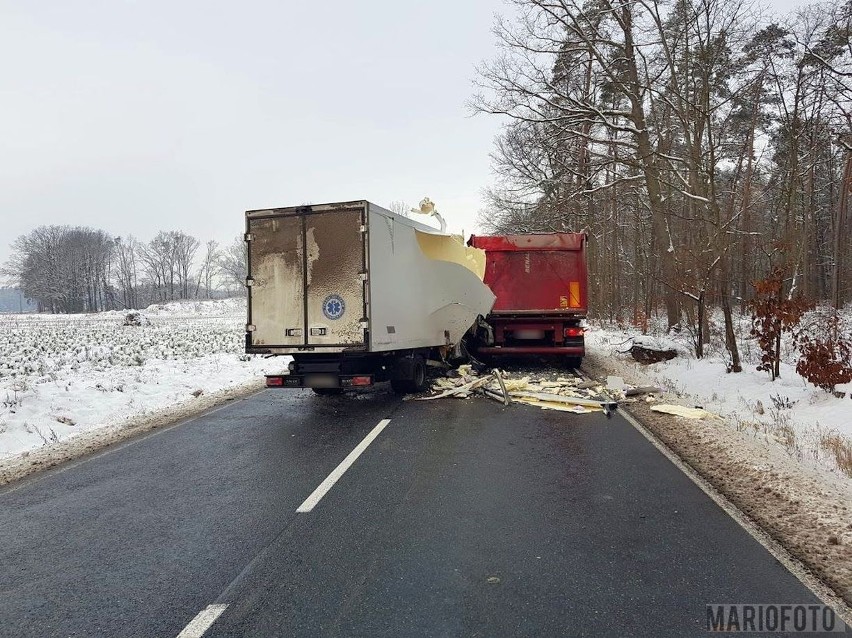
219 235 248 295
195 239 220 299
387 201 412 218
173 232 200 299
2 226 114 312
114 236 139 309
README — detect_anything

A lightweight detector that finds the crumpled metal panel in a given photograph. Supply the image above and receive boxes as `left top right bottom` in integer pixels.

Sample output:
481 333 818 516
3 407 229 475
367 204 496 351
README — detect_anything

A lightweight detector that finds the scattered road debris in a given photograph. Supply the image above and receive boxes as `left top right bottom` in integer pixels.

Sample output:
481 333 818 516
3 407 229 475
650 404 716 419
492 368 512 406
606 376 626 392
419 368 623 416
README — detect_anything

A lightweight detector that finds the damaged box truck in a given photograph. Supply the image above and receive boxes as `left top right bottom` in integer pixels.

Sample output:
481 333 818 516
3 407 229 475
245 200 495 394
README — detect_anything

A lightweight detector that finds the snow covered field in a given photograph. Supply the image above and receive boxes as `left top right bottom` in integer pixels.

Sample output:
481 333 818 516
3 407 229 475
0 299 283 460
586 310 852 477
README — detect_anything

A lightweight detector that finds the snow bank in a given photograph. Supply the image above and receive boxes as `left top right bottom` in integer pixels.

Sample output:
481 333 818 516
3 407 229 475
0 299 286 461
586 314 852 476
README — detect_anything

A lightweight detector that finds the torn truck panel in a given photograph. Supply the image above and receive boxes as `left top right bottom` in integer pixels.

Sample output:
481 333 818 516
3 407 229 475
414 231 486 280
366 203 495 351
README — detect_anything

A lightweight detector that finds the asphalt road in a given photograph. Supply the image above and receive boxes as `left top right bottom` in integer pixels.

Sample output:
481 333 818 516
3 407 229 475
0 385 839 637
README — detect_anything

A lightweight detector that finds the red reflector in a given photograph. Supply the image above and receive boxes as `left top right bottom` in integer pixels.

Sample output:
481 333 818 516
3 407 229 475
350 376 372 386
266 376 284 387
564 327 585 338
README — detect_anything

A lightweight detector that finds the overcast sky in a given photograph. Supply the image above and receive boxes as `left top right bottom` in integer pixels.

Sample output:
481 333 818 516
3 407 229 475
0 0 811 268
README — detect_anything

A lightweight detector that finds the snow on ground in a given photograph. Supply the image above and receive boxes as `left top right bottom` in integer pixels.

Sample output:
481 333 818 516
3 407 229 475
585 309 852 476
0 299 285 461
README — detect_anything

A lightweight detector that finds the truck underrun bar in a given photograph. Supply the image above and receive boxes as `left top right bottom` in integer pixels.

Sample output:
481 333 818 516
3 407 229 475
475 346 585 355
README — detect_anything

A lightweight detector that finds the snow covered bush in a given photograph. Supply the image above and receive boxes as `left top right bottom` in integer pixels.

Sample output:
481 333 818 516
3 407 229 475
796 310 852 394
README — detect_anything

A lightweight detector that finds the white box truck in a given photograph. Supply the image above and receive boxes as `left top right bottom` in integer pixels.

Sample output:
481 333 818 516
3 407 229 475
245 200 495 394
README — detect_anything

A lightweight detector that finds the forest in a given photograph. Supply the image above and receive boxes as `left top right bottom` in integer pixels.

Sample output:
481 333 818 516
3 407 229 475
473 0 852 370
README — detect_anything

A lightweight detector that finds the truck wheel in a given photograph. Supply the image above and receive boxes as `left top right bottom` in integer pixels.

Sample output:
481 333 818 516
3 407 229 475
565 356 583 369
312 387 343 396
391 355 428 394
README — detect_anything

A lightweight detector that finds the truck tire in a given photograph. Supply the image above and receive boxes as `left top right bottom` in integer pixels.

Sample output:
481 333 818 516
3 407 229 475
391 355 428 394
312 387 343 396
565 356 583 369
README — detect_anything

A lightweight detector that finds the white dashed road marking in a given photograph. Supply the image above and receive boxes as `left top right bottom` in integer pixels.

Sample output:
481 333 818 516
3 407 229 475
296 418 391 513
176 604 228 638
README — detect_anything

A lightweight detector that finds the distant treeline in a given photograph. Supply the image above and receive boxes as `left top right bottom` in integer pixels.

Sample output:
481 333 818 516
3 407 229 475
1 226 247 313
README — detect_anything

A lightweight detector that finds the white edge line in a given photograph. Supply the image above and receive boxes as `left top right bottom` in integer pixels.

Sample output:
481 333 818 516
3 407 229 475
176 603 228 638
617 405 852 626
296 418 391 513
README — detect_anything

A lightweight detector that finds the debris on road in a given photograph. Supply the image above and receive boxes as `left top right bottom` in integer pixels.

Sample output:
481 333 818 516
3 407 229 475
650 404 716 419
606 376 626 392
418 368 621 415
492 368 512 406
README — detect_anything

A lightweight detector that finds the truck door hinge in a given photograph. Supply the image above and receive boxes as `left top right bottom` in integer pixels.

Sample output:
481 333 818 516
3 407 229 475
358 272 368 282
244 233 253 242
246 278 254 287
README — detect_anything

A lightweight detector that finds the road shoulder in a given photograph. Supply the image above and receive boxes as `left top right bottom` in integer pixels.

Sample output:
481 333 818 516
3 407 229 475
0 379 265 487
583 352 852 612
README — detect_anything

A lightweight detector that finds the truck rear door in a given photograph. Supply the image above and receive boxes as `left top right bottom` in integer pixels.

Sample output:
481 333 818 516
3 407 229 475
303 208 366 347
246 204 367 350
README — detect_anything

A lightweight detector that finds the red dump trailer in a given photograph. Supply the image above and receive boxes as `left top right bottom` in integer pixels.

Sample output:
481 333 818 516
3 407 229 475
468 233 588 367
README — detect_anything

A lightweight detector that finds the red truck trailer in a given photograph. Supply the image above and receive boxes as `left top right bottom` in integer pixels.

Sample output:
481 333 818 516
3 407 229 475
468 233 588 367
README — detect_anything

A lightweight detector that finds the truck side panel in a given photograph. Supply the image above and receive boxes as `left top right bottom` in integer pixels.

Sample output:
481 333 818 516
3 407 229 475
367 204 495 352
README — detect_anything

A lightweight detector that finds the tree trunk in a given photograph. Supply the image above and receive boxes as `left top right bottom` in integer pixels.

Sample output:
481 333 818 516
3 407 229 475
621 4 679 329
720 259 742 372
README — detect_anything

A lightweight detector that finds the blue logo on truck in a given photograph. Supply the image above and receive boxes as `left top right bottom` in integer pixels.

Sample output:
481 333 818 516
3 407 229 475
322 294 345 320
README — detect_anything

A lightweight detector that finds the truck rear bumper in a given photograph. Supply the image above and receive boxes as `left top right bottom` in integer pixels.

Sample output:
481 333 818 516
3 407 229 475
476 346 585 356
266 374 374 389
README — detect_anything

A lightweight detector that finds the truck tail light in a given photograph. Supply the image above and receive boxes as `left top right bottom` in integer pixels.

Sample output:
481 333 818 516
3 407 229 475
564 327 585 338
266 376 284 387
341 376 372 387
